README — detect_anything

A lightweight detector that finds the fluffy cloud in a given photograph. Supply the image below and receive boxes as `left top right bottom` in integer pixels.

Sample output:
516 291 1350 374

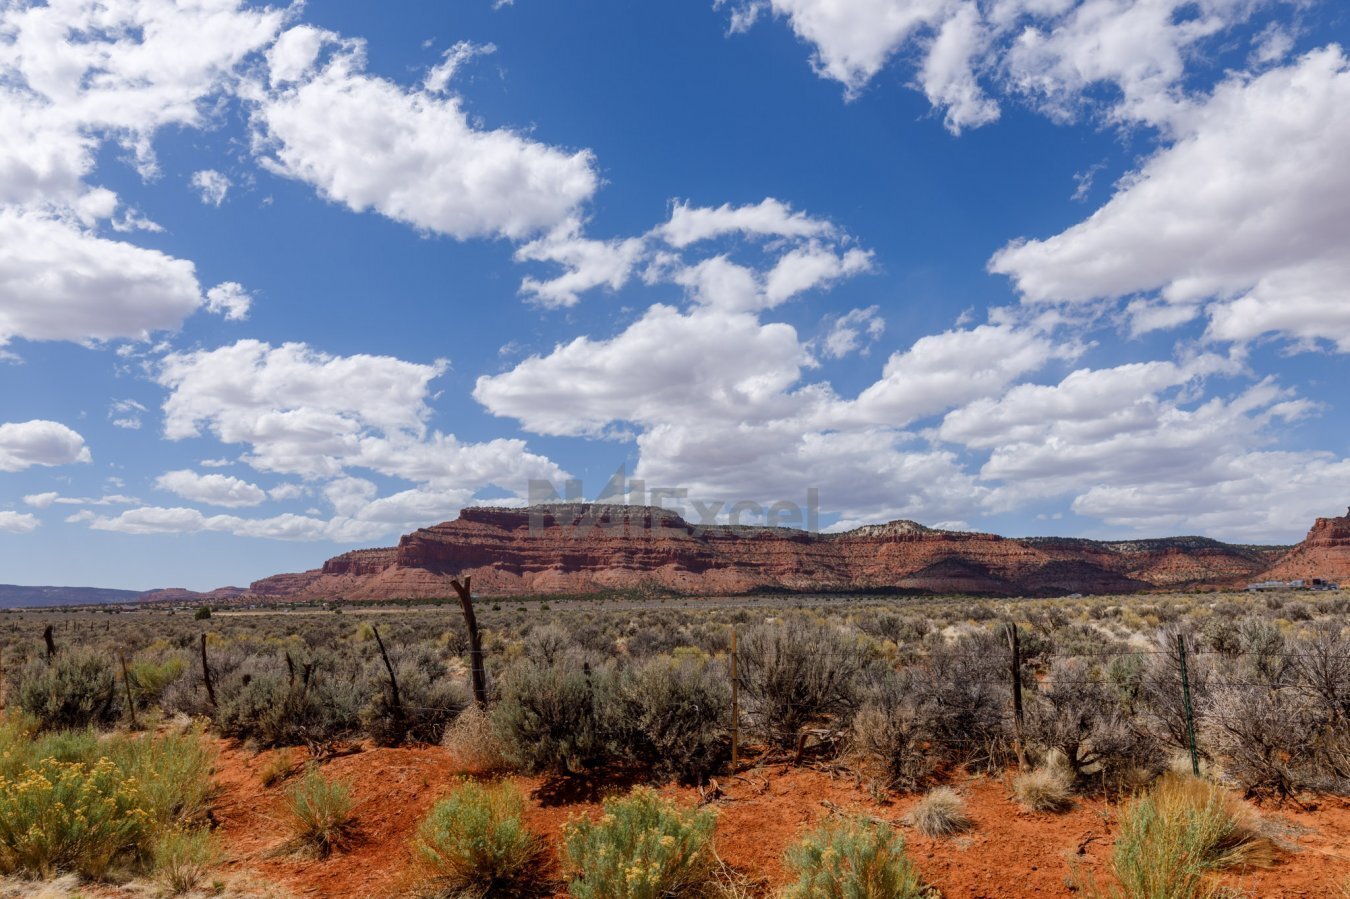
992 47 1350 351
657 198 837 247
719 0 1279 130
1069 452 1350 541
155 469 268 508
23 492 137 508
144 339 566 538
253 27 597 240
480 203 1068 528
0 511 39 534
158 340 449 476
87 505 389 542
476 305 812 437
0 420 91 472
0 0 283 201
822 306 886 358
0 0 280 346
190 170 231 206
517 199 868 309
514 221 647 308
929 352 1331 534
109 399 147 430
424 40 497 93
0 208 206 345
843 320 1073 427
204 282 252 321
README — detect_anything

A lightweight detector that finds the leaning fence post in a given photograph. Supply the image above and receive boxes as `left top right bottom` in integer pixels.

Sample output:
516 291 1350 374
1177 634 1200 777
371 625 404 737
730 626 740 769
451 577 487 707
43 624 57 662
120 654 138 729
1006 621 1027 770
199 633 217 710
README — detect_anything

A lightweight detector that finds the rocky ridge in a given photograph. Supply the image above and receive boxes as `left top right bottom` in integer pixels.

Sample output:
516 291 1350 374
231 504 1346 601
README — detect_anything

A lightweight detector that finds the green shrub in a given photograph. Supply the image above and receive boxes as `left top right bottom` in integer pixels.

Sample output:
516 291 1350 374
737 620 871 748
127 656 187 709
194 606 211 621
1099 775 1272 899
152 826 219 895
782 816 927 899
361 652 468 747
492 660 619 775
621 656 731 783
849 675 940 791
413 781 543 897
285 765 356 858
0 756 151 879
0 719 98 779
105 728 216 829
217 668 361 748
560 787 716 899
14 652 121 731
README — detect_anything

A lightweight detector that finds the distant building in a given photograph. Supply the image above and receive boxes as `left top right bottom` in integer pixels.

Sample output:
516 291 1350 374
1246 578 1341 592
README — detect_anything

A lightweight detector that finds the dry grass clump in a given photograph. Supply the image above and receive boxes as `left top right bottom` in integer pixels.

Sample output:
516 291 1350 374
259 748 296 788
152 826 220 895
443 705 510 774
1090 774 1273 899
284 766 357 858
1013 763 1074 813
905 787 971 837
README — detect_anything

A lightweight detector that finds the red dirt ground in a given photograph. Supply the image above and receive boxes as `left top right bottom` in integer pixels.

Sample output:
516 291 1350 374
208 739 1350 898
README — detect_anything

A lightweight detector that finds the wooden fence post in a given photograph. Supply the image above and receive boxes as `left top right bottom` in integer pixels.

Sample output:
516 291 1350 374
451 577 487 707
371 625 404 737
120 654 138 729
43 624 56 662
1177 634 1200 777
730 626 740 769
200 633 217 710
1006 621 1027 770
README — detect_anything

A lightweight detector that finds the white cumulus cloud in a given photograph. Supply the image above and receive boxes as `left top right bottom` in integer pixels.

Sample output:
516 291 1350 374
992 46 1350 352
0 420 91 472
252 28 598 240
155 469 268 508
0 511 39 534
190 170 231 206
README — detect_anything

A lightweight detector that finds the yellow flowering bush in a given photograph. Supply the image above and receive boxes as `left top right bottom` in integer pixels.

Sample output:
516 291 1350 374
560 787 716 899
782 816 928 899
412 780 543 896
0 756 152 879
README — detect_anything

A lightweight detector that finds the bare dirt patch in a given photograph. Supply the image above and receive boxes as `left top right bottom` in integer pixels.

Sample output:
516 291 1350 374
207 739 1350 898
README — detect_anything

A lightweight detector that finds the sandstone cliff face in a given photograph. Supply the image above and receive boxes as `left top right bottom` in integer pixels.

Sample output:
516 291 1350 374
1258 511 1350 582
238 503 1312 601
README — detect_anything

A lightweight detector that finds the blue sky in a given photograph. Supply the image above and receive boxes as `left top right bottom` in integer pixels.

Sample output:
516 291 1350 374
2 0 1348 590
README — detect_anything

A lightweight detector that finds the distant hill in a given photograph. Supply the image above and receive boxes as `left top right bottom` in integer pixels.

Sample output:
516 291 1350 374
239 503 1325 600
0 584 142 609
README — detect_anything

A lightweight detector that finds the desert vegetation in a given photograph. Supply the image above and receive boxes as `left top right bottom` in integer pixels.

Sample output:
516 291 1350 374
0 588 1344 894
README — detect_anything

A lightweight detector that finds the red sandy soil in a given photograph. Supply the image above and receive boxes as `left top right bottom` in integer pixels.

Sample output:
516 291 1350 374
206 738 1350 898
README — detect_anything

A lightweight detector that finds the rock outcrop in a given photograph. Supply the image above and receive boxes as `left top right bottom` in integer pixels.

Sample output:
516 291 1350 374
233 503 1316 601
1256 509 1350 583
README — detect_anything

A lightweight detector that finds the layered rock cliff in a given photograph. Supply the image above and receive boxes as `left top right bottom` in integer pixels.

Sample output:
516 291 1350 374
1256 509 1350 583
239 503 1326 601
